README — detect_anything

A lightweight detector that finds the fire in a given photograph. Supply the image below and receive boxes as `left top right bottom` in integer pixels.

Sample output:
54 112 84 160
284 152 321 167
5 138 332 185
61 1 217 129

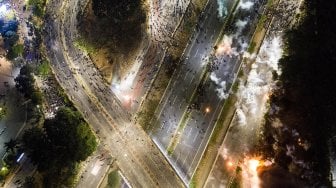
216 43 232 56
248 159 260 172
227 161 234 167
216 35 233 56
242 157 262 188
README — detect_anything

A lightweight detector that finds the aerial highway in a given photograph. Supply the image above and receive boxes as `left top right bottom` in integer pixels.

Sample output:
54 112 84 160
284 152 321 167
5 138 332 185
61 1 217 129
148 0 266 183
43 0 185 187
111 0 191 113
43 0 266 187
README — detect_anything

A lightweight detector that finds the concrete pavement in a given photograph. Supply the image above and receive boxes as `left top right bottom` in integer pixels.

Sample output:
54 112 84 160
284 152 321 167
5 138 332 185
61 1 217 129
43 0 185 187
147 0 265 184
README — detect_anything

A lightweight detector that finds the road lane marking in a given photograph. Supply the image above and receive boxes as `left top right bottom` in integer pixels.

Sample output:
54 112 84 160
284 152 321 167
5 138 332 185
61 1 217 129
172 95 178 105
194 48 199 57
57 4 171 185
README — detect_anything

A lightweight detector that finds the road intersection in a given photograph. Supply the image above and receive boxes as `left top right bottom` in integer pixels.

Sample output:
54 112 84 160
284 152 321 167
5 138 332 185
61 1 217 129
43 0 184 187
43 0 267 187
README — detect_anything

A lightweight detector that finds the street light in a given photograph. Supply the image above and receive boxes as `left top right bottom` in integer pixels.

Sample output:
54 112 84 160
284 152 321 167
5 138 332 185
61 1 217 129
205 107 210 113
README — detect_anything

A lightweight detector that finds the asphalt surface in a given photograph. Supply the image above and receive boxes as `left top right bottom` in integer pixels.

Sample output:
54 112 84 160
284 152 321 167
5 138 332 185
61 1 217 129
43 0 185 187
113 0 190 113
0 1 28 160
5 155 35 188
76 147 113 188
148 0 266 183
205 0 302 186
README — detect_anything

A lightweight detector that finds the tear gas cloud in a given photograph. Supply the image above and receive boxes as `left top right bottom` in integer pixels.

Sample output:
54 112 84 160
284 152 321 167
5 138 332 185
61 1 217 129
217 0 228 18
238 1 254 10
210 72 229 100
236 37 283 126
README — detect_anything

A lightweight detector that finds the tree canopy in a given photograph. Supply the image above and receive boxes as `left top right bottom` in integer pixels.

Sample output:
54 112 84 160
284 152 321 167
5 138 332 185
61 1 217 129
28 0 46 17
14 65 35 98
78 0 146 55
4 139 18 153
14 65 42 104
259 0 336 187
22 107 97 171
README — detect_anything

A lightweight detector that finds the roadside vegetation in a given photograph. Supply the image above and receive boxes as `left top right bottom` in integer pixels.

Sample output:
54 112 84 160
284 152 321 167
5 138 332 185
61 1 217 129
257 0 336 186
77 0 146 81
73 37 96 54
15 65 43 105
137 55 178 131
0 2 97 185
2 61 98 187
106 170 121 188
28 0 47 18
7 44 24 60
137 0 208 131
0 11 21 60
21 107 97 187
36 59 51 77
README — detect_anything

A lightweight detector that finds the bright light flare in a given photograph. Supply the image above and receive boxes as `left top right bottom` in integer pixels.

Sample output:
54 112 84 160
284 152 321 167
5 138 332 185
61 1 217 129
247 159 260 172
216 35 233 56
227 161 234 167
242 157 262 188
205 107 211 113
124 95 131 101
216 43 232 56
16 153 25 163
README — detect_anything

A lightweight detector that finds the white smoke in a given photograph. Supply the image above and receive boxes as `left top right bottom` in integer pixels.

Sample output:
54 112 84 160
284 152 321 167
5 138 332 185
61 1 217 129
256 36 282 75
238 1 254 10
235 19 248 33
237 108 247 125
243 52 257 60
216 18 249 57
216 35 238 57
210 72 229 100
236 36 283 126
217 0 228 18
210 71 221 85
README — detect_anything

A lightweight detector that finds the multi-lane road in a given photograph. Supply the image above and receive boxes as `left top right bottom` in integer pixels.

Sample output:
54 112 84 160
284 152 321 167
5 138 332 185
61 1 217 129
43 0 184 187
148 0 266 184
42 0 266 187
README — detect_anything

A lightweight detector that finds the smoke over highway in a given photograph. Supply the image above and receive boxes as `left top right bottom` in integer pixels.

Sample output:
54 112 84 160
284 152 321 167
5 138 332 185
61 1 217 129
238 1 254 10
216 35 235 57
210 72 229 100
217 0 228 18
212 16 251 100
236 36 283 126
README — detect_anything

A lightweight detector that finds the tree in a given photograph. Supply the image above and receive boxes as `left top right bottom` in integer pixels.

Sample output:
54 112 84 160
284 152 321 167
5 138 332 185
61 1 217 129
31 91 42 104
21 107 97 171
3 31 19 49
21 107 97 186
28 0 46 17
0 106 7 120
4 139 18 153
14 65 35 98
44 107 97 164
7 44 24 60
14 65 42 105
22 176 36 188
21 127 50 170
